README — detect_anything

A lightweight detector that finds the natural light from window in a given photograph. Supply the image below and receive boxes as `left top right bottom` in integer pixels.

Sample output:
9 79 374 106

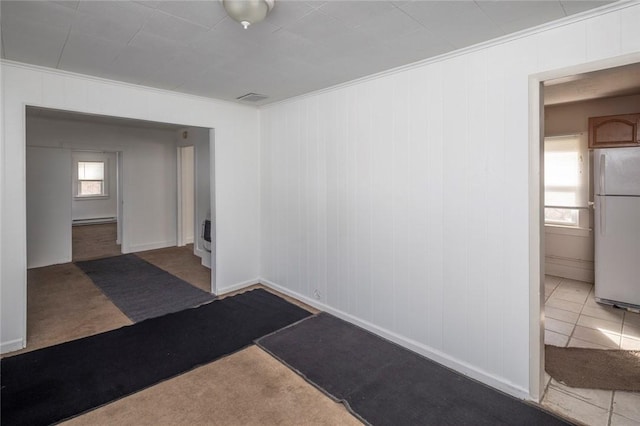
77 161 105 197
544 135 586 227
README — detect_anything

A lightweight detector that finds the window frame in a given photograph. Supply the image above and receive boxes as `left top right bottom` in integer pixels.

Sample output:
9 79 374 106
73 156 109 200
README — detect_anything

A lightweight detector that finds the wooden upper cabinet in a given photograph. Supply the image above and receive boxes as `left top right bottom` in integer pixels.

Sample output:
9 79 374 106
588 113 640 148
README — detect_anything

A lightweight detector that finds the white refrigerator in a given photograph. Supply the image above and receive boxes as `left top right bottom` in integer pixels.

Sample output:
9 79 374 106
594 147 640 309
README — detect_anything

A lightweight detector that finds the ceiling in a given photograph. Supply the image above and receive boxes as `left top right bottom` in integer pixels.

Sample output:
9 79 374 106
544 62 640 105
1 0 617 106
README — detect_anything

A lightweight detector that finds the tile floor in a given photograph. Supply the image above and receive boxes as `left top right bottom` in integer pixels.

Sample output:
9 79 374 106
541 275 640 426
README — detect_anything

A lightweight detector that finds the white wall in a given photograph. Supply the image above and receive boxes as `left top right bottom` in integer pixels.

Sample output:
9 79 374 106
177 127 213 269
545 94 640 135
26 146 72 268
1 62 260 353
71 151 118 222
544 94 640 282
260 3 640 399
27 115 179 262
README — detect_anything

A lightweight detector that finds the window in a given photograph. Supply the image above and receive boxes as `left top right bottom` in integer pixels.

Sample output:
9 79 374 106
544 207 579 226
544 134 587 227
76 161 106 197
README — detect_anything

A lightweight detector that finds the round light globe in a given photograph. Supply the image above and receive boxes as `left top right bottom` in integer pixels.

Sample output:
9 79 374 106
222 0 275 29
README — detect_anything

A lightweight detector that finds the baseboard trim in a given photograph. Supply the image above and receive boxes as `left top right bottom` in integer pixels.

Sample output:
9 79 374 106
1 338 25 354
27 256 73 269
216 278 260 295
127 240 176 253
258 277 532 401
545 257 594 283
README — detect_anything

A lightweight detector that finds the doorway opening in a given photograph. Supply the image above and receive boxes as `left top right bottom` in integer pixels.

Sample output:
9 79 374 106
176 127 214 272
531 60 640 415
70 150 123 262
24 106 217 352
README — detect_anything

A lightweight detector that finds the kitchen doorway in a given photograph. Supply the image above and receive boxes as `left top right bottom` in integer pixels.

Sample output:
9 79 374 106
530 59 640 421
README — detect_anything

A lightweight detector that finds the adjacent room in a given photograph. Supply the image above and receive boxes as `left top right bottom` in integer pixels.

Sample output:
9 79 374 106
540 63 640 423
21 107 218 351
1 1 639 425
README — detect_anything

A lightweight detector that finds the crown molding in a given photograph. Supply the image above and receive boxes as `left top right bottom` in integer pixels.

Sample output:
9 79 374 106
1 1 633 111
0 59 258 111
261 1 636 110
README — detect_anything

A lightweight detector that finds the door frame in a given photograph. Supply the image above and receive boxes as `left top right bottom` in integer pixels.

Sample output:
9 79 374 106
528 52 640 401
116 151 124 247
22 105 219 348
70 148 125 253
176 129 216 295
176 145 195 247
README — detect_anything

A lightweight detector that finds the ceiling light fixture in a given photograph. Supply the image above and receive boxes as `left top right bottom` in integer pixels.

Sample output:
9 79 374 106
222 0 275 30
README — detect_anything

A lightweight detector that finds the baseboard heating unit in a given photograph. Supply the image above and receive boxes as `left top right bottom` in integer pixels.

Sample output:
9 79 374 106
72 217 117 226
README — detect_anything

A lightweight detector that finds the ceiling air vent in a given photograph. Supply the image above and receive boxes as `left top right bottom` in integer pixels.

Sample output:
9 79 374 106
236 92 269 102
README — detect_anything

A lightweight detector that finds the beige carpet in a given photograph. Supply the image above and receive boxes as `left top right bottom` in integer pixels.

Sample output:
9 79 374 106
63 346 361 426
5 264 132 356
72 223 121 262
545 345 640 391
136 245 211 293
10 247 355 424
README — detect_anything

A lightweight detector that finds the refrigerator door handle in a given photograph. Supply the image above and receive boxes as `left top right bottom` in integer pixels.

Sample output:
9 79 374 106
599 153 606 195
601 196 606 236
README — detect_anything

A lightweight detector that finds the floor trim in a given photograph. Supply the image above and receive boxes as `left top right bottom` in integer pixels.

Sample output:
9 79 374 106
1 338 25 354
127 240 177 253
217 278 260 295
258 277 531 401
